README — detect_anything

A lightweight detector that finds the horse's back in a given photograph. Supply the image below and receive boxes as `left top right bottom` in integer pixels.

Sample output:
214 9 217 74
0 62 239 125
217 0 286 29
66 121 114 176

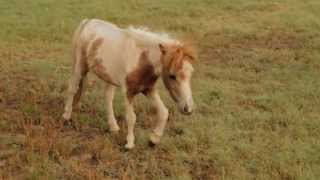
76 19 141 86
81 19 124 42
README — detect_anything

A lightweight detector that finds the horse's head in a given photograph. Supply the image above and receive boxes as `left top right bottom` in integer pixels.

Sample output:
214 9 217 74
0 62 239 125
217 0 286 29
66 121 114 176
159 43 195 115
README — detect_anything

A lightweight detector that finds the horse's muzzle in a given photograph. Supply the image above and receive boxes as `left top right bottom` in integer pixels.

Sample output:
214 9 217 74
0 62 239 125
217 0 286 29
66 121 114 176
181 104 193 115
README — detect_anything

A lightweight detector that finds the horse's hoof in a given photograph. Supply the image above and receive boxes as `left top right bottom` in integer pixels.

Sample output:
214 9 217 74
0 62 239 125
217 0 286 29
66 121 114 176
62 112 71 120
149 133 161 145
109 125 120 133
124 143 134 150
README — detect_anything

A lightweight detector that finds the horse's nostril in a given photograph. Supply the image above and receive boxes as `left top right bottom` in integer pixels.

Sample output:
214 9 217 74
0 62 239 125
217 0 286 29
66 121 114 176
184 106 189 113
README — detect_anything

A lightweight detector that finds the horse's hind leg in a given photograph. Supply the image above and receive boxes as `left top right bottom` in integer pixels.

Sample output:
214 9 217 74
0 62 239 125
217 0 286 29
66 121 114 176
105 84 120 132
72 70 87 109
63 61 88 120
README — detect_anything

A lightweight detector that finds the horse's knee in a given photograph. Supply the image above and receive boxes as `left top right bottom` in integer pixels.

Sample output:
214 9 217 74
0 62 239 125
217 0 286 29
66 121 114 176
159 107 169 121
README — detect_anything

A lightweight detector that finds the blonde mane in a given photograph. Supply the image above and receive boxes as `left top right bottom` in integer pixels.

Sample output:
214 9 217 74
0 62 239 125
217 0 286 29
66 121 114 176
123 26 180 47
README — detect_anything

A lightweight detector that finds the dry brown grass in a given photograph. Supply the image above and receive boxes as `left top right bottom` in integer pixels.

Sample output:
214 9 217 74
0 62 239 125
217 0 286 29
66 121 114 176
1 0 320 179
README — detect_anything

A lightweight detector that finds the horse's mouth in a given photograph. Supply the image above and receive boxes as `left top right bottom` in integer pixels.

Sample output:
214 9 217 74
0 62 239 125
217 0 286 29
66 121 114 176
181 111 192 115
179 106 193 115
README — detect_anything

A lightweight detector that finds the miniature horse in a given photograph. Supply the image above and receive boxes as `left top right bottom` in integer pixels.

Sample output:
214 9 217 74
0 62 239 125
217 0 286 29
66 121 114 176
62 19 195 149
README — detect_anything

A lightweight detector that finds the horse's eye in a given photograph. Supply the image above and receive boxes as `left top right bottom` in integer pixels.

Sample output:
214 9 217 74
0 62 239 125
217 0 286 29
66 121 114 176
169 74 176 80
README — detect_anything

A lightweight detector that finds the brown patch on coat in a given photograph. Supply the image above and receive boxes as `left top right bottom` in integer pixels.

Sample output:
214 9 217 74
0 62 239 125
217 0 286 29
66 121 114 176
83 37 118 86
91 58 118 86
126 51 159 100
87 38 104 62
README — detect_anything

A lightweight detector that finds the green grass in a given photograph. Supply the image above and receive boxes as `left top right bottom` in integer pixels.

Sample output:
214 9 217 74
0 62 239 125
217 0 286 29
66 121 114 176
1 0 320 179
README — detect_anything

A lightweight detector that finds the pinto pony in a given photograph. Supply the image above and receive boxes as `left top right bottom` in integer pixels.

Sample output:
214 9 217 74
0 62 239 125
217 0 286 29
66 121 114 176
62 19 195 149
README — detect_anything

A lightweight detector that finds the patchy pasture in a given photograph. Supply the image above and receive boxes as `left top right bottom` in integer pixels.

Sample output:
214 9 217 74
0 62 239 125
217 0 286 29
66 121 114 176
0 0 320 179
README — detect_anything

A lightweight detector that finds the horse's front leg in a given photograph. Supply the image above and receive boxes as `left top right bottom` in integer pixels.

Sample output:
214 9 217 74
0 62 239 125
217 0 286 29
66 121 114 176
124 94 136 149
147 89 169 145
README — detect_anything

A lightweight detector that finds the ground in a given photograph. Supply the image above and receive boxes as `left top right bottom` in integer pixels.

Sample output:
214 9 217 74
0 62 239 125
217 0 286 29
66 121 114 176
0 0 320 179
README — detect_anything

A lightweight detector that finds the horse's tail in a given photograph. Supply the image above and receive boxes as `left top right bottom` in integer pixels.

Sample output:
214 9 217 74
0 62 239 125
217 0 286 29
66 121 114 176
71 19 91 67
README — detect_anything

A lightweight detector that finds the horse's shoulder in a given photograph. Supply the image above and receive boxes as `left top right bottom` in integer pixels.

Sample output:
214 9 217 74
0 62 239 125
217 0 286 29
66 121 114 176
126 51 159 97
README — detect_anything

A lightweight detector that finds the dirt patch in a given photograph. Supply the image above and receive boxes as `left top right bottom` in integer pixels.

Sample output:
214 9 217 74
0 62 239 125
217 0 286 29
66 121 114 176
188 158 218 180
0 41 65 63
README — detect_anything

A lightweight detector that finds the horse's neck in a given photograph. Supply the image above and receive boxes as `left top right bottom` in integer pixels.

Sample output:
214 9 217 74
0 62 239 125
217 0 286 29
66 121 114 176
144 46 163 76
123 27 173 76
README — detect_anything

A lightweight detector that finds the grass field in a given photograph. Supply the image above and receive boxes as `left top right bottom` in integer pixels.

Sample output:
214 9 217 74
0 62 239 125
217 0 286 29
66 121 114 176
1 0 320 179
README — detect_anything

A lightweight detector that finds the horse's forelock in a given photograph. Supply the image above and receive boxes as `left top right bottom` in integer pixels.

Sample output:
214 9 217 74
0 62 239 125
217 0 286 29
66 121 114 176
181 43 196 62
170 43 195 71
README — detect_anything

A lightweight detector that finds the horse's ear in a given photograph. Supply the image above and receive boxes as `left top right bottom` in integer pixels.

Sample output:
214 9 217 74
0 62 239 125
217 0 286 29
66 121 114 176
159 44 167 55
